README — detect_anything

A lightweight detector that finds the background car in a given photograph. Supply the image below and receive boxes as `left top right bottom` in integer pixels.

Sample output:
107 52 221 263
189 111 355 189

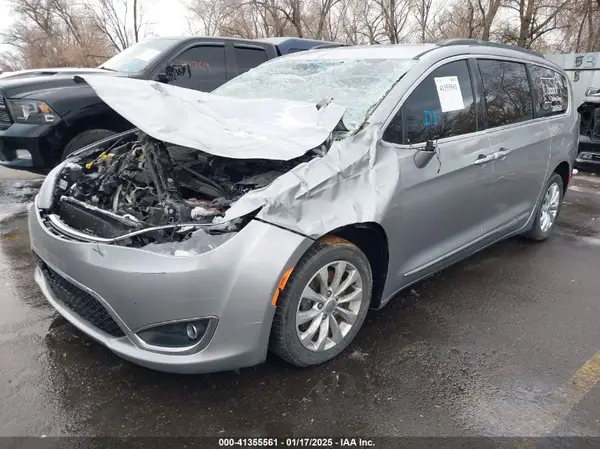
0 36 336 174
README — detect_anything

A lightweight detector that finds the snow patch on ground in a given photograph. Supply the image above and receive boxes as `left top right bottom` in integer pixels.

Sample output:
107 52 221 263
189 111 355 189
0 202 33 223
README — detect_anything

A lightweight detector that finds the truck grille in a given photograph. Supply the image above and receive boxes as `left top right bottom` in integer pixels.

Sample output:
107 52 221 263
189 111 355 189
0 95 12 130
36 256 125 337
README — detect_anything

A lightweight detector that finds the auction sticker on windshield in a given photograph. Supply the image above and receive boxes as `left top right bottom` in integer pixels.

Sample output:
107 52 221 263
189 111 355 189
434 76 464 112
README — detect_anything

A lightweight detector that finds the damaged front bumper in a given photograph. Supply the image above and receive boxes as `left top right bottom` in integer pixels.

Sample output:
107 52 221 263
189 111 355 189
30 199 312 373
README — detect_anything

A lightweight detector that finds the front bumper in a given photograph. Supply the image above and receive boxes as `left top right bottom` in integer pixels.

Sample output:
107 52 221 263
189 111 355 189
29 203 312 373
576 135 600 172
0 122 66 172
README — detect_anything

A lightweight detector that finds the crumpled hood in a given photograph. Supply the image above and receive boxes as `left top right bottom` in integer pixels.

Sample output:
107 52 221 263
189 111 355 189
76 75 346 161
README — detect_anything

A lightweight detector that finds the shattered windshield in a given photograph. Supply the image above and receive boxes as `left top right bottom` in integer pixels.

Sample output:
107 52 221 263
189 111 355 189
213 57 415 129
100 39 179 73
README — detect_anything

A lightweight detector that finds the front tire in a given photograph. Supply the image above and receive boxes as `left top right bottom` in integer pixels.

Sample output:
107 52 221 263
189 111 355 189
270 236 372 367
522 172 564 241
62 129 116 160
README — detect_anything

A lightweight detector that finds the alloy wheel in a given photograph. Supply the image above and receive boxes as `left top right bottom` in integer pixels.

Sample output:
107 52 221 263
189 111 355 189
540 182 560 233
295 261 364 352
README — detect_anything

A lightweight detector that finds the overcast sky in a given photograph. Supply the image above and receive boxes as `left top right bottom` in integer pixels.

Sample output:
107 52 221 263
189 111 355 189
0 0 190 55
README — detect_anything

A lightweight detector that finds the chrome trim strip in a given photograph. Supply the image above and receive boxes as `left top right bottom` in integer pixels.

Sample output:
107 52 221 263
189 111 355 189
129 317 219 356
46 213 210 243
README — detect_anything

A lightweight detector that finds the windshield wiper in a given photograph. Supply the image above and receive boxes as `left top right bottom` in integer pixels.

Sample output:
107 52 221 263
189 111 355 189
98 66 118 72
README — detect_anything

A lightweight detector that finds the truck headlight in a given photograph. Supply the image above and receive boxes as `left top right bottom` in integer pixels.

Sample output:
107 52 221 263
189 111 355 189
7 100 58 124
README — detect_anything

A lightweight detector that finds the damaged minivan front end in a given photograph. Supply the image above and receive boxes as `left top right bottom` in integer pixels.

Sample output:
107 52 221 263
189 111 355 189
29 78 355 372
30 126 320 372
29 52 416 373
37 129 322 255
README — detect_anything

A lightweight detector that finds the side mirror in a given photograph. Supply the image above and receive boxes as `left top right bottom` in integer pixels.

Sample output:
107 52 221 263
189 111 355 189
155 64 191 84
413 139 437 169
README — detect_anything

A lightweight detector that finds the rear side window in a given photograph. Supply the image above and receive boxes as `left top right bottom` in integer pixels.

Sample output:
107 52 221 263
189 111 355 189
235 47 268 75
383 60 476 145
170 45 227 91
530 65 568 117
478 59 533 128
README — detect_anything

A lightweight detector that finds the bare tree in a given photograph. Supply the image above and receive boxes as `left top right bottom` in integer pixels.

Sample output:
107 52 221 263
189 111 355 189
376 0 412 43
437 0 483 39
477 0 503 40
413 0 435 42
500 0 570 48
185 0 233 35
1 0 112 69
84 0 149 52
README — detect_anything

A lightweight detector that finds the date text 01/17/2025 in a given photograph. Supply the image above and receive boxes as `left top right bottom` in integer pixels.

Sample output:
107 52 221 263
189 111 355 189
218 437 376 447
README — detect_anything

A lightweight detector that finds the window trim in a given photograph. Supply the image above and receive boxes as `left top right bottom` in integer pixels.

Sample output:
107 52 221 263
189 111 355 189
381 55 482 148
476 58 534 130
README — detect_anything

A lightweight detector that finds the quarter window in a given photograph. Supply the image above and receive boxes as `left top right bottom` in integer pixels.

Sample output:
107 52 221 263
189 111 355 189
530 65 568 117
383 60 476 145
478 59 533 128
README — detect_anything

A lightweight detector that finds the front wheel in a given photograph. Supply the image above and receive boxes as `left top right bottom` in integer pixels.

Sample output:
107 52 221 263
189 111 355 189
522 173 564 241
270 236 372 367
62 129 116 160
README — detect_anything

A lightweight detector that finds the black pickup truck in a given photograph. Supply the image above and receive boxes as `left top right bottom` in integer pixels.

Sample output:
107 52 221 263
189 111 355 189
0 36 335 173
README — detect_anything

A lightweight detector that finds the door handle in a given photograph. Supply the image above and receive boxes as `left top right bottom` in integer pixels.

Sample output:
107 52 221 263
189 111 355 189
473 153 495 165
494 147 513 160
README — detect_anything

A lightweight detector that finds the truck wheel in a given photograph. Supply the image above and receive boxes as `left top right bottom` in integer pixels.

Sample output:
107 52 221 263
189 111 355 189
270 236 372 367
62 129 116 160
522 172 564 241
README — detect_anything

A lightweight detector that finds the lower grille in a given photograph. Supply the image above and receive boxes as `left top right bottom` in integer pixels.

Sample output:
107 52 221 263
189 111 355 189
36 256 125 337
0 96 12 130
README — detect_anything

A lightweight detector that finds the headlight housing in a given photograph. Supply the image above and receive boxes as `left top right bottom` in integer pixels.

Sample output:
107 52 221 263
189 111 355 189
7 100 58 124
36 161 65 209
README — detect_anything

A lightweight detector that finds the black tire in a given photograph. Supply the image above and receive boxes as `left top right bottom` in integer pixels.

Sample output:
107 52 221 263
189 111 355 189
62 129 116 160
270 236 373 367
522 172 564 241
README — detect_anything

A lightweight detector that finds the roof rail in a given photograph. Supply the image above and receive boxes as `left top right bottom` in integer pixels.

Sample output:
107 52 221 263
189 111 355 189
437 39 545 59
310 43 346 50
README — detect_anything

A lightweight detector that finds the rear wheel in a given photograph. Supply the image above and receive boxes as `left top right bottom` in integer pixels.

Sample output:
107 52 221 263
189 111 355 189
270 237 372 367
62 129 116 160
522 173 564 241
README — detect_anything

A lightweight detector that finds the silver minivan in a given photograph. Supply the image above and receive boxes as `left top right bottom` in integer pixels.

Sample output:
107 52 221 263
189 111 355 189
29 39 577 373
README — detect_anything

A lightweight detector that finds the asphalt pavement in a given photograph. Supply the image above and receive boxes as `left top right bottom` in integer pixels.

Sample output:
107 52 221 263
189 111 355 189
0 167 599 439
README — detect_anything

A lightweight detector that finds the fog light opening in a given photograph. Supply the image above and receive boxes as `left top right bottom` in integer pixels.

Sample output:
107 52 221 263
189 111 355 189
137 318 210 348
186 323 199 340
15 149 32 160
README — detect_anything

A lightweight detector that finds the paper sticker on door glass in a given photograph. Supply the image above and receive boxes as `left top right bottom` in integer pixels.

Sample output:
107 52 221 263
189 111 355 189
540 76 562 111
434 76 465 112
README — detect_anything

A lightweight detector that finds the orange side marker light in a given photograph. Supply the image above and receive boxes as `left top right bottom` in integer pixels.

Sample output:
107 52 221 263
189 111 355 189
271 267 294 306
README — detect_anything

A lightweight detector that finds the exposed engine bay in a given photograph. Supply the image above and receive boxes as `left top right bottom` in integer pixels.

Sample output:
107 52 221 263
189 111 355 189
47 131 328 247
